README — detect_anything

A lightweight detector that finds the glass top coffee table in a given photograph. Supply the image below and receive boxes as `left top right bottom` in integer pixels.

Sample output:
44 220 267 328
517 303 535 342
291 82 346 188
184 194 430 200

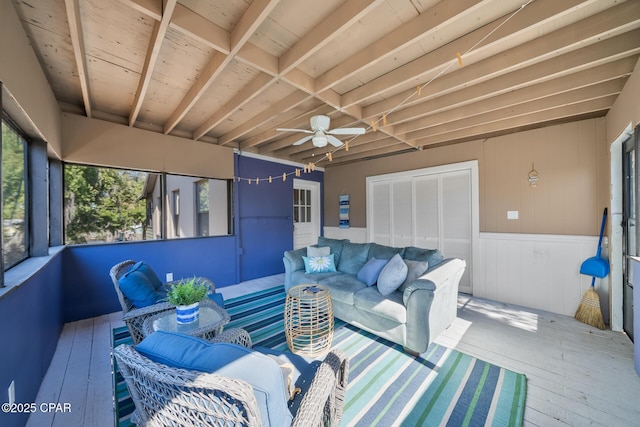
142 299 230 341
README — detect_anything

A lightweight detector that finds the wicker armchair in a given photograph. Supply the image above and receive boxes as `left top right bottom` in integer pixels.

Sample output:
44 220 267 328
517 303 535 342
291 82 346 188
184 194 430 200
113 329 349 427
110 260 217 345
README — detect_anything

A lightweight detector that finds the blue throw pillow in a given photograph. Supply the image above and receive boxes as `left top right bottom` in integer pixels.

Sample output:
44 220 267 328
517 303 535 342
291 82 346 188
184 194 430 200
377 254 408 295
357 257 388 286
303 254 337 274
137 331 293 427
118 261 166 308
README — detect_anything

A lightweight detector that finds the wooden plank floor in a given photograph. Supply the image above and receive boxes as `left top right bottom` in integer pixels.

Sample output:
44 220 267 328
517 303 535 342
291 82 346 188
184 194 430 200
27 275 640 427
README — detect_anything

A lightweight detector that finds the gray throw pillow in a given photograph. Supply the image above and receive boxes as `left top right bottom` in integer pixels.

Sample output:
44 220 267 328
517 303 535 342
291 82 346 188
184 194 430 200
307 245 330 257
377 253 408 295
398 259 429 292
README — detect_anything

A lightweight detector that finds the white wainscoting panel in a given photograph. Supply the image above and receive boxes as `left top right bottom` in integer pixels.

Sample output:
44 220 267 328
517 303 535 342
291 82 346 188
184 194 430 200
478 233 607 320
323 227 367 243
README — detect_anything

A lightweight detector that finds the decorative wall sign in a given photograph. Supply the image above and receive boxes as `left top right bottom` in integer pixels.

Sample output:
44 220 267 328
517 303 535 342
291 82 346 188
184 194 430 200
339 195 350 228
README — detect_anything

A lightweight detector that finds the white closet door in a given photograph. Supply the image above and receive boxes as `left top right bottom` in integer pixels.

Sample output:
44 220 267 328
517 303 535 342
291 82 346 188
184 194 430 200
414 175 440 249
371 181 391 245
367 161 477 295
441 171 472 293
392 179 413 247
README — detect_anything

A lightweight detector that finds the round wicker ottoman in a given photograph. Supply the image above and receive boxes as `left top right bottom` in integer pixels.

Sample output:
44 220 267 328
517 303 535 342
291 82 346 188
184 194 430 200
284 284 334 356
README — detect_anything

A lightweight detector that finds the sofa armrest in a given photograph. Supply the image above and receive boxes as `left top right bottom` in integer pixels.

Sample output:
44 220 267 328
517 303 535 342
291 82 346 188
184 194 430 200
402 258 466 353
283 248 307 290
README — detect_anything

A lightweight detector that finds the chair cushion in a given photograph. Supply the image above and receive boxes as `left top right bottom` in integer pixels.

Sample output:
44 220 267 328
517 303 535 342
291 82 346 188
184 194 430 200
303 254 337 273
357 257 388 286
137 331 293 427
208 292 225 308
337 243 371 274
377 254 408 296
118 261 167 308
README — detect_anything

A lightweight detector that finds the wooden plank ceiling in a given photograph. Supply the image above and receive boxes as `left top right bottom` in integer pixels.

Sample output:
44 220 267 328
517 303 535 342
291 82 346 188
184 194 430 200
11 0 640 167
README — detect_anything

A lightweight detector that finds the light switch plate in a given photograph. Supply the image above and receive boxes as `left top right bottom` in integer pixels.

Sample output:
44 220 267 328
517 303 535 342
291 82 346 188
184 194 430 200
507 210 519 220
166 273 173 282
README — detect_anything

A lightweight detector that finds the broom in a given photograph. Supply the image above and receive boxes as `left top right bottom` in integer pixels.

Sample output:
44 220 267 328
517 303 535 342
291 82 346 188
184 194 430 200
574 208 608 330
574 277 606 329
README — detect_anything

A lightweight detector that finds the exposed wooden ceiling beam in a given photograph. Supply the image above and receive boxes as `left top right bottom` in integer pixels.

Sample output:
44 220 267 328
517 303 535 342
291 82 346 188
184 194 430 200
395 70 630 135
364 25 640 123
164 0 280 135
63 0 92 118
279 0 383 75
388 55 638 128
405 79 625 141
218 91 313 146
129 0 177 127
314 0 490 92
341 0 587 109
414 96 616 147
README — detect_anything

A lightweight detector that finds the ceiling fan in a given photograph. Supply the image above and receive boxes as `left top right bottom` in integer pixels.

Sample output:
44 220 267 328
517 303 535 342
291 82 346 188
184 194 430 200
276 115 365 148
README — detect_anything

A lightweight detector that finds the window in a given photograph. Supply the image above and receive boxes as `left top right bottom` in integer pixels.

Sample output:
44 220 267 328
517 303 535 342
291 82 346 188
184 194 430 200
63 166 232 244
63 164 155 244
2 118 28 269
294 188 311 223
195 180 209 237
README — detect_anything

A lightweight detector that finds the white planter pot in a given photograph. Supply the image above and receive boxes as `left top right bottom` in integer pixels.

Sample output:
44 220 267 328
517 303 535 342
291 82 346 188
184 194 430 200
176 302 200 324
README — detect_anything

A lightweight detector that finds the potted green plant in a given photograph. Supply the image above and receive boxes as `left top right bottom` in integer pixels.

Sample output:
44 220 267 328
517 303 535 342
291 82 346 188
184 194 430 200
167 277 209 324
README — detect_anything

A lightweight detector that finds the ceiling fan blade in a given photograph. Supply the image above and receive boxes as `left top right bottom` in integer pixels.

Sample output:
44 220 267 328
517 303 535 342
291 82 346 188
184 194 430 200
327 135 344 147
293 135 314 146
276 128 313 134
327 127 366 135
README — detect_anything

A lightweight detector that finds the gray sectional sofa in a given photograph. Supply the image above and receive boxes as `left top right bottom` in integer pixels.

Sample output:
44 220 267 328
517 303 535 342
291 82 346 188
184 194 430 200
283 237 466 354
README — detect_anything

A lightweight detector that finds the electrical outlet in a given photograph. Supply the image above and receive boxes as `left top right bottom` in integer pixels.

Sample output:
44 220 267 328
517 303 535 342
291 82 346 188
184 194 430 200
8 380 15 405
166 273 173 282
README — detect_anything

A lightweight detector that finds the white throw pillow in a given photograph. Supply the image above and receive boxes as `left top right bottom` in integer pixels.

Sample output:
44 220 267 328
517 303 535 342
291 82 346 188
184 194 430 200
377 253 408 295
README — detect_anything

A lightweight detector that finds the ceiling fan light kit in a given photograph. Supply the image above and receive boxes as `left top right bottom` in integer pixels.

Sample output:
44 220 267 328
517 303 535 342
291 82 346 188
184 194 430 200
277 115 366 148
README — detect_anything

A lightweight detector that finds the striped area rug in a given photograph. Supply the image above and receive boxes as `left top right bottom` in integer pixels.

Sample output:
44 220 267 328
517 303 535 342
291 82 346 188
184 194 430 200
113 285 526 426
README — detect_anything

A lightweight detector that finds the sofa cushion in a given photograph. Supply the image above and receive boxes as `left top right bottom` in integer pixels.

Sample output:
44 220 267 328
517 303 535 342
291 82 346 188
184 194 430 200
404 246 444 267
353 286 406 323
307 245 330 257
284 247 307 272
369 243 405 260
317 237 349 266
137 331 293 427
302 254 337 274
377 254 408 296
357 257 388 286
118 261 167 308
337 243 371 274
289 270 342 287
398 259 429 293
318 274 367 305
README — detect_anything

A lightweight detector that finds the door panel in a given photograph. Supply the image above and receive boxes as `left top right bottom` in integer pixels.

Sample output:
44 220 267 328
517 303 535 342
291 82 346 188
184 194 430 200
293 180 320 250
623 135 635 341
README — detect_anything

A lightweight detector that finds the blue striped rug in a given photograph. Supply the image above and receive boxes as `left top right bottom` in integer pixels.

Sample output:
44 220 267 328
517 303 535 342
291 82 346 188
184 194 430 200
113 285 526 426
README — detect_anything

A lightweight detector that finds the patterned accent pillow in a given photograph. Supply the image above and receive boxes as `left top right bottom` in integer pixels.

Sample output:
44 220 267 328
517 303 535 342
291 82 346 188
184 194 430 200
302 254 337 274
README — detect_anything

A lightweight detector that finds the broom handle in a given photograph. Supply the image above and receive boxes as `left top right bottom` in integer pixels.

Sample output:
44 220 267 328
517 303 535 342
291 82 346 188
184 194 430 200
590 275 596 289
595 207 607 258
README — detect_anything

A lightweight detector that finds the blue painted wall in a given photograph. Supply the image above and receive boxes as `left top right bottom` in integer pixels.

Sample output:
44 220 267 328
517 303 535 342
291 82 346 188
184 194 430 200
235 154 323 281
62 236 237 322
0 253 63 427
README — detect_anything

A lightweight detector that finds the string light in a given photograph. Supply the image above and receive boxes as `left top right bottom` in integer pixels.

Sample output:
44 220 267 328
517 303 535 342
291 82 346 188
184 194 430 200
233 0 534 184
